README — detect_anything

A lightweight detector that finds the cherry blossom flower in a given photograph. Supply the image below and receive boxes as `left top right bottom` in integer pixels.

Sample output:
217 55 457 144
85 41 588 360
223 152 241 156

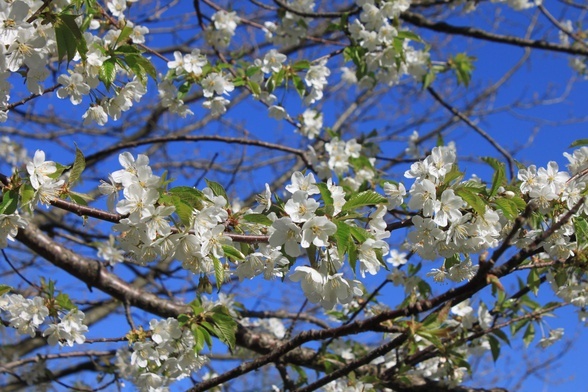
383 182 406 210
201 72 234 97
0 1 30 46
253 183 272 213
261 49 287 74
57 73 91 105
116 183 160 218
289 266 325 303
269 217 302 257
26 150 56 190
387 249 408 267
300 109 323 139
44 309 88 347
203 96 230 116
284 191 319 223
82 104 108 126
434 189 464 227
286 172 320 195
408 179 439 217
300 216 336 248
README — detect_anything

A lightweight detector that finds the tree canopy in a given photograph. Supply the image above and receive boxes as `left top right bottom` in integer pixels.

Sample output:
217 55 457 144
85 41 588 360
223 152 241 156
0 0 587 391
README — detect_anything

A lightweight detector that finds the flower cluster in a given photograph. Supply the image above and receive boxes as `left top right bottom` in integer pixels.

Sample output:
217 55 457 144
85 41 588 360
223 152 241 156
0 293 88 346
116 317 207 391
207 10 240 49
264 0 315 47
517 153 586 260
402 146 503 280
43 309 88 347
346 0 429 87
0 293 48 337
0 0 153 125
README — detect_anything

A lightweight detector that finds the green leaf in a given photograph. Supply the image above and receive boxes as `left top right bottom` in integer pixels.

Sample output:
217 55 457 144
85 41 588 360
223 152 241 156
316 183 334 207
526 268 541 295
570 138 588 148
342 190 388 212
48 163 70 179
292 60 310 71
334 221 352 259
454 187 486 216
0 284 12 296
205 179 229 206
113 44 142 54
199 324 213 350
523 322 535 347
397 30 423 43
19 184 35 209
123 54 147 84
56 292 77 310
448 53 476 87
247 80 261 96
349 225 370 243
442 165 463 186
0 189 19 215
165 195 194 226
481 157 506 197
245 66 261 77
122 54 157 85
210 312 237 350
177 314 190 325
178 81 192 99
444 254 460 270
493 197 519 220
55 21 78 63
68 191 91 206
114 25 134 48
491 329 511 346
99 58 117 90
212 255 224 291
55 14 88 63
221 245 245 261
69 146 86 186
291 74 306 98
458 180 487 193
422 69 436 89
192 324 205 353
242 213 273 226
189 297 204 315
574 216 588 246
168 186 204 209
348 240 358 272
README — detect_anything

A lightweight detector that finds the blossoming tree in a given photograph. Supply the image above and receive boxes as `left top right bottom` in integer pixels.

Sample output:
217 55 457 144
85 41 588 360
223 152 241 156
0 0 587 390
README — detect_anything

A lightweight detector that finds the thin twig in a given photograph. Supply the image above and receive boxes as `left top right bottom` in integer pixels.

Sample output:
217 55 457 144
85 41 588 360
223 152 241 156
427 86 516 179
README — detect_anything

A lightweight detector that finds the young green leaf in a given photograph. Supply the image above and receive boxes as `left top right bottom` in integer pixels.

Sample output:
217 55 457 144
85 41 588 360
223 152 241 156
242 214 273 226
454 188 486 216
342 190 388 212
0 189 19 215
209 312 237 350
69 146 86 185
481 157 506 197
212 255 224 291
221 245 245 261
